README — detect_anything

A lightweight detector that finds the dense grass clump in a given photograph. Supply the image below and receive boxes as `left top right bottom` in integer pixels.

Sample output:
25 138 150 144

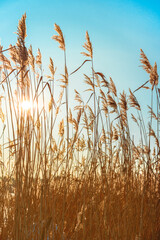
0 14 159 240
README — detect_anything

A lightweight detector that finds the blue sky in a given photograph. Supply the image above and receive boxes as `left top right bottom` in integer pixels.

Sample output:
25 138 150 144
0 0 160 113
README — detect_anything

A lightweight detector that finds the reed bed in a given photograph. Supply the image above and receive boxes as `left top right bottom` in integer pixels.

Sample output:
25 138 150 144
0 14 159 240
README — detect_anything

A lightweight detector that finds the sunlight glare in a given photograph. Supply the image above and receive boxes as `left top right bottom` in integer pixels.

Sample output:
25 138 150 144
20 100 32 111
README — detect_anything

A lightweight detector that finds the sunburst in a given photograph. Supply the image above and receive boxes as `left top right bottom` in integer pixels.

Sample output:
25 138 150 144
20 100 32 111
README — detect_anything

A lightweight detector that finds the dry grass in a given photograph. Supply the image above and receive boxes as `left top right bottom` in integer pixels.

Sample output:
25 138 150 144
0 14 159 240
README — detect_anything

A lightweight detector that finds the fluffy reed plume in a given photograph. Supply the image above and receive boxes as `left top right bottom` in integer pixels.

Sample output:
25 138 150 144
128 88 141 110
0 46 12 70
148 106 158 120
9 44 18 65
99 88 106 101
47 57 56 79
28 45 35 72
100 128 106 143
84 74 94 91
112 126 118 141
95 71 109 88
52 23 65 50
74 89 83 106
81 31 93 58
60 65 68 87
36 48 42 66
131 113 139 125
140 48 152 74
87 105 95 125
101 75 109 88
48 96 55 112
59 119 64 137
149 127 159 148
95 72 100 87
119 91 128 112
107 94 117 111
16 13 28 65
16 12 27 41
118 91 128 127
102 99 108 115
149 62 159 90
109 77 117 97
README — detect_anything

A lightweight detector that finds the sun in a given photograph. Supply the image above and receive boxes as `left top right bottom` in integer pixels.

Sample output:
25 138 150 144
20 100 32 111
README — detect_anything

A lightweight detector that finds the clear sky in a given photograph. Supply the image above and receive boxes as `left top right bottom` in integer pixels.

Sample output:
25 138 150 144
0 0 160 112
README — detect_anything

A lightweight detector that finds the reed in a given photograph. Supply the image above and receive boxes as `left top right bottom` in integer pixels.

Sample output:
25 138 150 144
0 14 159 240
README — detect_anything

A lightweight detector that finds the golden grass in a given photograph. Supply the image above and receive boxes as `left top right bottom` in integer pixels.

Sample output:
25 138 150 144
0 14 159 240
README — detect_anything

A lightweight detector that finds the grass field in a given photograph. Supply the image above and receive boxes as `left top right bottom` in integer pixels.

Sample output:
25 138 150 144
0 14 159 240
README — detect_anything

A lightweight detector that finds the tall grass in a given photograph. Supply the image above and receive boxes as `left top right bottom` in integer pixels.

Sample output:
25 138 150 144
0 14 159 240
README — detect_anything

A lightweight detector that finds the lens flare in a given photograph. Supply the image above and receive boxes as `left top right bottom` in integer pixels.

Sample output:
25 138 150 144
20 100 32 111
